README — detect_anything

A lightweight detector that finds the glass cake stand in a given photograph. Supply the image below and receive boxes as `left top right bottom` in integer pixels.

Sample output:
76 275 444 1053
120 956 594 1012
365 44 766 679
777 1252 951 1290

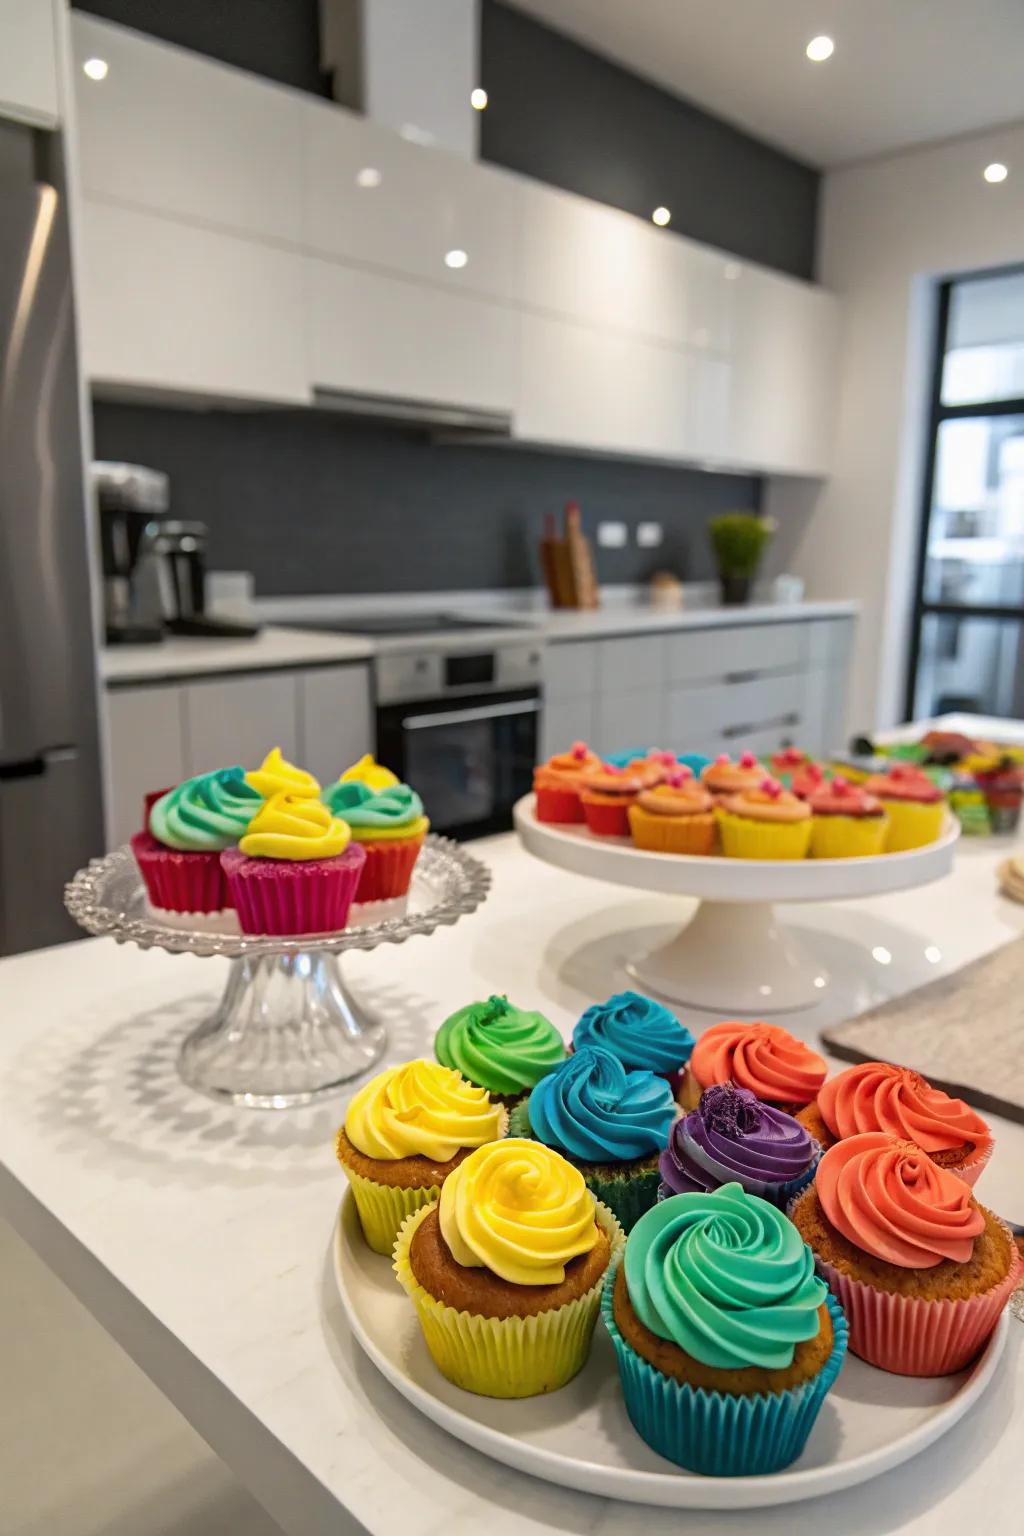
64 837 491 1109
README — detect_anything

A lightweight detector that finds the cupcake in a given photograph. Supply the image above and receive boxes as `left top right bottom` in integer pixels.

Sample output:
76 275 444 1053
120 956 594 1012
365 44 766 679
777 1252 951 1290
579 764 645 837
322 779 429 901
433 993 566 1108
681 1019 827 1113
717 777 812 860
863 765 946 851
533 741 602 823
508 1045 676 1231
790 1132 1020 1375
796 1061 993 1186
245 746 320 799
336 753 400 791
701 750 766 798
791 761 829 800
572 990 694 1098
807 776 889 858
335 1058 506 1254
220 793 366 935
660 1083 819 1208
394 1138 622 1397
131 765 263 925
770 746 812 778
627 768 718 855
603 1184 847 1476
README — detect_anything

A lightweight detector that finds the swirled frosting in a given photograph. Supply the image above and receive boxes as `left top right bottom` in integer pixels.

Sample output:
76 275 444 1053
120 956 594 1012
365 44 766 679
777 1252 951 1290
701 751 766 795
863 766 944 804
817 1062 992 1157
815 1131 984 1267
527 1045 676 1162
338 754 400 791
322 780 429 841
573 991 694 1075
635 771 714 817
438 1138 599 1283
625 1184 827 1369
691 1021 826 1106
722 780 811 823
808 777 884 817
344 1059 503 1161
660 1084 816 1197
434 995 566 1096
534 741 602 790
244 748 320 799
238 792 351 860
149 766 263 851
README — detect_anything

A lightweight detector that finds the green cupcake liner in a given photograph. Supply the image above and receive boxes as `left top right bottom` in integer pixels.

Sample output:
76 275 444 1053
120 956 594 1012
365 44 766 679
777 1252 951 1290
508 1099 661 1234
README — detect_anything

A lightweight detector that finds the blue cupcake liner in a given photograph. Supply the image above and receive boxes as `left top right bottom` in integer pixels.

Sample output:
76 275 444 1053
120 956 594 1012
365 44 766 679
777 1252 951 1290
602 1266 848 1477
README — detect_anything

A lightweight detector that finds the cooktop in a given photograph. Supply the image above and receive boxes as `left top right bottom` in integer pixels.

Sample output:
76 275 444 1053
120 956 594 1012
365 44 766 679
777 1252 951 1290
288 613 522 637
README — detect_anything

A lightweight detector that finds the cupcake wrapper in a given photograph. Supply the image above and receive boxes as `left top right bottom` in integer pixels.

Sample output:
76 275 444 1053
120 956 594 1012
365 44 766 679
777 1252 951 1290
657 1154 819 1212
955 1140 994 1189
810 814 889 859
345 1166 441 1256
716 809 812 860
220 845 366 936
881 799 946 852
535 786 584 824
602 1270 848 1476
582 799 632 837
354 835 424 902
628 805 718 855
130 832 226 914
507 1101 661 1234
394 1200 625 1398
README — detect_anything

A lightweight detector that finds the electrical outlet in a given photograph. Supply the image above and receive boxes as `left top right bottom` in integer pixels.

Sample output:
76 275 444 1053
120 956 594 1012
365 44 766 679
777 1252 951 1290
637 522 663 548
597 521 628 549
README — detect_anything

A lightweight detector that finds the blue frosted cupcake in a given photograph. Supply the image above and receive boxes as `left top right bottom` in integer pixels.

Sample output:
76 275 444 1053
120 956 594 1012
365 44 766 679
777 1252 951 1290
573 991 694 1099
508 1045 676 1232
603 1184 848 1476
659 1083 820 1209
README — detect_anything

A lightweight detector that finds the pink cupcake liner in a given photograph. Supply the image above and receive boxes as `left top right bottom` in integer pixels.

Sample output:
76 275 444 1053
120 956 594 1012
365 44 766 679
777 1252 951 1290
354 836 424 902
952 1139 994 1189
814 1236 1020 1376
131 831 227 914
220 844 366 936
141 785 174 827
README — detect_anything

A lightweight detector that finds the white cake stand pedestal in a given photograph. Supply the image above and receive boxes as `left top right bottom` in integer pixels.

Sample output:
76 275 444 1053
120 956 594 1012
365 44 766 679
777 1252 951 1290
514 796 959 1013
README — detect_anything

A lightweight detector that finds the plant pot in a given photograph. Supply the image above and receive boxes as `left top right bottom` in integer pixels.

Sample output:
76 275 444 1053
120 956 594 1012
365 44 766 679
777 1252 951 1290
719 574 753 605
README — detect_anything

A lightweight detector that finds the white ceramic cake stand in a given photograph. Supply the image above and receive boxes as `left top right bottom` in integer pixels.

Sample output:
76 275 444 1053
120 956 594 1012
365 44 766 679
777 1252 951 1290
514 796 959 1013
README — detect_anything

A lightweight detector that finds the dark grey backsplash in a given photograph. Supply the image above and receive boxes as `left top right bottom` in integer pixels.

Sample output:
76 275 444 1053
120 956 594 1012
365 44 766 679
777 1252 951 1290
91 402 762 596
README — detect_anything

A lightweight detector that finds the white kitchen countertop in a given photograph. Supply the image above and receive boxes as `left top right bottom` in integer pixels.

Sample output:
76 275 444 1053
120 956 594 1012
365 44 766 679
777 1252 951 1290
468 598 859 643
0 830 1020 1536
102 625 374 686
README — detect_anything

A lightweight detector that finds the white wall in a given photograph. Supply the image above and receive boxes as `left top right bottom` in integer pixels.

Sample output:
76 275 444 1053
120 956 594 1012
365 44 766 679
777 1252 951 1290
779 123 1024 734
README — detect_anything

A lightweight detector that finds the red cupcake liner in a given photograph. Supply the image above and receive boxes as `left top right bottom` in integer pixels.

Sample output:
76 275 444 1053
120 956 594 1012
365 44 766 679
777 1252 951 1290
131 831 226 914
220 844 366 936
535 785 585 823
582 798 632 837
354 836 424 902
814 1238 1020 1376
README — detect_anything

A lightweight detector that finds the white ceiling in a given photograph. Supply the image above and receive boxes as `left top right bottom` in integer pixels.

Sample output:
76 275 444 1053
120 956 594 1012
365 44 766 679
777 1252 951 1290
504 0 1024 168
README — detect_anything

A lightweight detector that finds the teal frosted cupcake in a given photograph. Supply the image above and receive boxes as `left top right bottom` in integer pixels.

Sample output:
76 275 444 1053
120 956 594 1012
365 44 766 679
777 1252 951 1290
321 779 429 900
573 991 694 1099
434 994 566 1108
509 1045 676 1231
603 1184 847 1476
131 766 263 925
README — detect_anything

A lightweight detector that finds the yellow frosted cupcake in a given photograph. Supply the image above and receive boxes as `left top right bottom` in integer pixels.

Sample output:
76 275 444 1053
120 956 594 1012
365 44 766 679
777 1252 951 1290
807 776 889 858
335 1059 506 1254
337 754 400 791
863 767 946 851
628 767 718 854
394 1138 624 1397
717 777 812 860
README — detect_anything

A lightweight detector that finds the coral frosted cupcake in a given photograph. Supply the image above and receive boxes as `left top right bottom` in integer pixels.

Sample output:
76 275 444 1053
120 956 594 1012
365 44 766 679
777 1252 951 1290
572 990 694 1098
701 750 766 798
863 765 946 851
394 1138 622 1397
322 779 429 901
627 768 718 855
790 1132 1020 1374
808 776 888 858
791 761 829 800
220 793 365 935
131 765 263 925
508 1045 676 1231
770 746 812 778
433 994 566 1108
717 777 812 860
681 1019 827 1112
579 764 645 837
336 1059 506 1254
660 1083 819 1208
533 741 602 823
603 1185 846 1476
796 1061 993 1186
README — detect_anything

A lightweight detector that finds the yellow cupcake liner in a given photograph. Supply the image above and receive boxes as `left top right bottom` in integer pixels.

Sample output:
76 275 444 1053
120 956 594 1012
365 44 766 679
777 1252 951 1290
628 804 718 855
716 808 812 860
393 1200 625 1398
345 1167 442 1256
810 813 889 859
880 799 945 852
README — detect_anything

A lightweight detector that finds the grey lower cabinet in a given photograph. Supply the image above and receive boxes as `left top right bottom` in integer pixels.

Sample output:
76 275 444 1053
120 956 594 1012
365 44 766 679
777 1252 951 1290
104 663 372 848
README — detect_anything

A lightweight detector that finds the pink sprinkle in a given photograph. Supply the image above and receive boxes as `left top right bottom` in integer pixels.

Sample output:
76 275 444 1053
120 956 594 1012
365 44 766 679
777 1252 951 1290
667 767 693 787
571 741 588 761
604 763 624 776
715 753 730 766
759 776 783 799
739 751 758 769
833 775 850 794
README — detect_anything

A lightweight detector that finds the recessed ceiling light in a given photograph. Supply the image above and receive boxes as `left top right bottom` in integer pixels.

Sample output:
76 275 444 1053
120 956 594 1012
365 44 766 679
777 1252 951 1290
83 56 109 80
983 161 1008 183
651 206 671 227
806 36 834 62
444 248 468 269
355 166 382 189
470 87 488 111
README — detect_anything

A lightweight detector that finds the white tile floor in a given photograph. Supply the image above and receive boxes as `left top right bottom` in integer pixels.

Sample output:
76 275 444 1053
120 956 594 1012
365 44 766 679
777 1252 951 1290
0 1218 284 1536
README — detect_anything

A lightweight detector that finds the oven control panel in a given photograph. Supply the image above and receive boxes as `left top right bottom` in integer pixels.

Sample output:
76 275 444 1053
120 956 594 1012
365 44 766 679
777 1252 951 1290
376 643 543 705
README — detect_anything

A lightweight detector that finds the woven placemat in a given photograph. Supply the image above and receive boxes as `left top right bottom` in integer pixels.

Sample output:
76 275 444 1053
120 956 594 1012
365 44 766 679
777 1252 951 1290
822 937 1024 1123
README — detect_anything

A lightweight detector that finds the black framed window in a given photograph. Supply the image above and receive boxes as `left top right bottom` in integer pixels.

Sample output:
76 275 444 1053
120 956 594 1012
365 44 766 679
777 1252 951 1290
906 267 1024 720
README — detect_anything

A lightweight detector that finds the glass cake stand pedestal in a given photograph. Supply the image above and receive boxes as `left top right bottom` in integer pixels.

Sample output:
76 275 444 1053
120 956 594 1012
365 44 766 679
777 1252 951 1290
65 837 490 1109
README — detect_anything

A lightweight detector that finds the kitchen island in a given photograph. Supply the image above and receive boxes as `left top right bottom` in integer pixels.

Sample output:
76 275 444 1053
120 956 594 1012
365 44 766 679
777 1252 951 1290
0 830 1020 1536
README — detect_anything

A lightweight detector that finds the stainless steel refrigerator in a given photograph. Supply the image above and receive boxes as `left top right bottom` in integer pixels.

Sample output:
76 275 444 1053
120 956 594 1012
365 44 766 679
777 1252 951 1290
0 119 104 954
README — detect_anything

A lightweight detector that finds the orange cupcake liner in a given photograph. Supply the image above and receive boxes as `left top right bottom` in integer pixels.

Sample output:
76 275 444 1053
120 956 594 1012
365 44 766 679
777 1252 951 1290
955 1140 994 1189
355 835 425 902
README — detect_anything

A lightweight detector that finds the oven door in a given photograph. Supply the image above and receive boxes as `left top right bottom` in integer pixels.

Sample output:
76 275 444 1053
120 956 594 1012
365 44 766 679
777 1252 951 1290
377 689 539 839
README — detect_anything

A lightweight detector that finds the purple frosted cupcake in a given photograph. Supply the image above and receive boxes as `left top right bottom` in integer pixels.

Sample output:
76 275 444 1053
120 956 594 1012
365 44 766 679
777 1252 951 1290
658 1083 819 1209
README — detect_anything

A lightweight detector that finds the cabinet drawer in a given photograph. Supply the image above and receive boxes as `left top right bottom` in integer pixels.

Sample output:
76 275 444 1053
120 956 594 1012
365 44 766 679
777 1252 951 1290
543 642 599 703
667 673 802 750
105 684 186 849
667 624 802 685
182 672 300 776
597 636 666 696
299 666 372 783
540 697 595 760
803 618 854 672
594 690 665 756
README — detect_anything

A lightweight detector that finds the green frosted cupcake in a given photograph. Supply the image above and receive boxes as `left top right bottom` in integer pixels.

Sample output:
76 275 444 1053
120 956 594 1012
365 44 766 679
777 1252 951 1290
434 994 567 1108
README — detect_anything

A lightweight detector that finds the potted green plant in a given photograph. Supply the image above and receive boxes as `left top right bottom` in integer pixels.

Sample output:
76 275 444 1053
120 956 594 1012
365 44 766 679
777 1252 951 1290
707 513 776 606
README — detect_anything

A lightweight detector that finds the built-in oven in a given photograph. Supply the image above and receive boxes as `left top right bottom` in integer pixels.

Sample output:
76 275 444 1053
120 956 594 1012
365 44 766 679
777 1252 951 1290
374 641 542 839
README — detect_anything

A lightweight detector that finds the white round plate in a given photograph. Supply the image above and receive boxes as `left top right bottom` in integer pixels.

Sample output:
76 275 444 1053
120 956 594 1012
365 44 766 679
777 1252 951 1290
333 1193 1008 1510
514 796 960 905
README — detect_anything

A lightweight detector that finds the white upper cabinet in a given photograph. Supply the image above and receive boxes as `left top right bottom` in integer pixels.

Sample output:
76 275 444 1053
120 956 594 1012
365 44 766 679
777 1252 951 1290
0 0 59 127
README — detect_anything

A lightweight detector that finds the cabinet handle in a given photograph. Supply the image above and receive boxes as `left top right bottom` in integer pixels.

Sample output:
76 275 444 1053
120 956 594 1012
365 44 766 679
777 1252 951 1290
724 670 759 685
402 699 540 730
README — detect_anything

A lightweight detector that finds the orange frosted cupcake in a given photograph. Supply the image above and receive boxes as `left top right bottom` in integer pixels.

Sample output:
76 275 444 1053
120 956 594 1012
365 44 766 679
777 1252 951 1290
717 777 812 860
807 776 888 858
681 1019 827 1112
701 750 766 798
627 767 717 854
791 761 828 800
580 764 645 837
533 741 602 823
863 765 946 851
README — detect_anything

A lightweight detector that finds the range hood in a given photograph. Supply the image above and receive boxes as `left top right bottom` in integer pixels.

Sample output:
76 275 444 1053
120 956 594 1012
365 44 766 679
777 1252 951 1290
311 385 513 437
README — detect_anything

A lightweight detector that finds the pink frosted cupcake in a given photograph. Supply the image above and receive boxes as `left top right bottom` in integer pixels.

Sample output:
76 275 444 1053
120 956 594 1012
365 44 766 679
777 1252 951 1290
220 793 366 936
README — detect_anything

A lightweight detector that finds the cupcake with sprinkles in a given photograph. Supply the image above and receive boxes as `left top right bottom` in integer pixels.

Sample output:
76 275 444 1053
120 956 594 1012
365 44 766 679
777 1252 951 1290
572 990 694 1099
434 993 566 1108
533 741 602 823
660 1083 819 1208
